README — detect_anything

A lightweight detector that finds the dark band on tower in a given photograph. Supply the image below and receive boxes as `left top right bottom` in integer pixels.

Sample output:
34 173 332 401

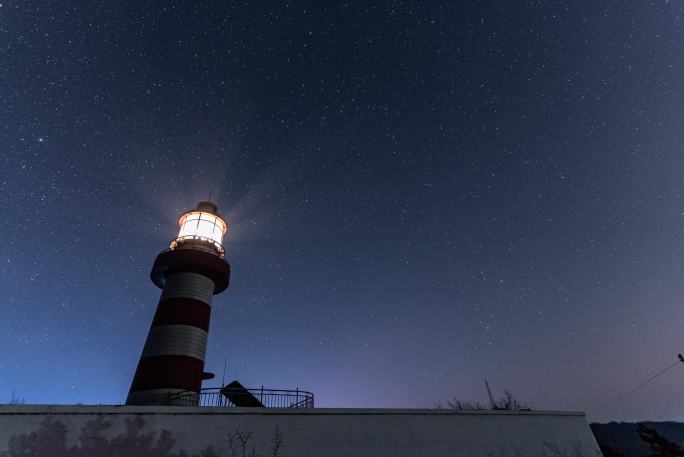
126 201 230 406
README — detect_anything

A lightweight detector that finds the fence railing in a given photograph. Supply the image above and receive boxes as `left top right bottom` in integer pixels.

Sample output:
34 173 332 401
162 387 314 408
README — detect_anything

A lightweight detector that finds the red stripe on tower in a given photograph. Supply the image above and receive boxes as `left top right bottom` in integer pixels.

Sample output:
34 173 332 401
126 201 230 406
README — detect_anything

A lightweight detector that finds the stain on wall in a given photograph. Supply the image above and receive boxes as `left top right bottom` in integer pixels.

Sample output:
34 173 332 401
1 417 216 457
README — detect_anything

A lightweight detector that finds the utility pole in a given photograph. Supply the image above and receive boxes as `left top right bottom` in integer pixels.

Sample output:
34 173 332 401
484 379 496 410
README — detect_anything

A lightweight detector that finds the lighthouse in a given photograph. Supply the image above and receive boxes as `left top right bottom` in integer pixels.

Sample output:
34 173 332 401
126 201 230 405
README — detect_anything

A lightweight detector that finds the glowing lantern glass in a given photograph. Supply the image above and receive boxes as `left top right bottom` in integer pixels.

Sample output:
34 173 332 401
169 203 227 256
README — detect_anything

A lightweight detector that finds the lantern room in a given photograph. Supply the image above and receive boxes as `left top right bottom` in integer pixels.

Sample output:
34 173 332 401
169 201 227 257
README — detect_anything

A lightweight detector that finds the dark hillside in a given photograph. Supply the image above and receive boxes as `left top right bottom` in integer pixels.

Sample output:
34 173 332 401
592 422 684 457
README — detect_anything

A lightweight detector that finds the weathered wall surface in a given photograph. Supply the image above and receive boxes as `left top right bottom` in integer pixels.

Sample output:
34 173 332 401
0 405 600 457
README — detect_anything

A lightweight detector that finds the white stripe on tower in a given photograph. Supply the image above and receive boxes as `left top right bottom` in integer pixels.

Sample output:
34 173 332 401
141 325 209 360
160 272 215 305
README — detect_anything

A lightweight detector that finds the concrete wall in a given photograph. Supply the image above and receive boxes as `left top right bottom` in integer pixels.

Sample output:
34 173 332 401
0 405 601 457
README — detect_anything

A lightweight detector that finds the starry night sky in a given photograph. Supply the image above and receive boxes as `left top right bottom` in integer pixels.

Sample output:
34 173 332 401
1 0 683 423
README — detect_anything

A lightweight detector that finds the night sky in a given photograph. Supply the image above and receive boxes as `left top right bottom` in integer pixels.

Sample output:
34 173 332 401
1 0 683 423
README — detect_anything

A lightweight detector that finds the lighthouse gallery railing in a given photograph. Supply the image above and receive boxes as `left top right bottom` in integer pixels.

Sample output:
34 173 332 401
162 387 314 408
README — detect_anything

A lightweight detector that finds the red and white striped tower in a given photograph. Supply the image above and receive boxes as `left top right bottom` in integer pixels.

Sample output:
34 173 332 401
126 201 230 406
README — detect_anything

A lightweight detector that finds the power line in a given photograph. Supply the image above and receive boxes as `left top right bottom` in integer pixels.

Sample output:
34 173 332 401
592 355 684 414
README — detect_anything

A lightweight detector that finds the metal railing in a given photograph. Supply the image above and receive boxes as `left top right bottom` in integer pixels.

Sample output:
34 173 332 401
168 237 225 258
162 387 314 408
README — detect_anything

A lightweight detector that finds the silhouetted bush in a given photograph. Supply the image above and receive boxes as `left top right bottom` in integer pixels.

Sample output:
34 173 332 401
437 390 528 411
637 423 684 457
